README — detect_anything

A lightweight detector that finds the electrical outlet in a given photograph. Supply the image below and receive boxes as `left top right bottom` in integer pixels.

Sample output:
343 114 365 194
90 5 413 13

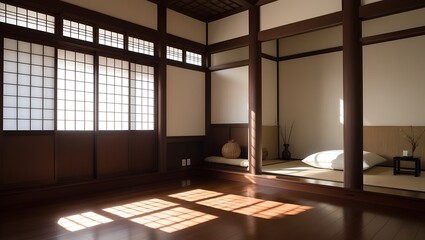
182 159 186 166
187 158 191 166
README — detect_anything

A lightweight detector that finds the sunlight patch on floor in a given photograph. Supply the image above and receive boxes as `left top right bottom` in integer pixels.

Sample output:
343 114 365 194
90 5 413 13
130 207 217 233
168 189 223 202
102 198 178 218
57 212 113 232
197 194 312 219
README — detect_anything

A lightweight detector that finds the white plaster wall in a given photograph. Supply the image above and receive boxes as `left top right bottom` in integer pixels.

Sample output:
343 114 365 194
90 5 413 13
211 66 249 124
363 8 425 37
208 11 248 44
279 26 342 56
167 9 206 44
363 36 425 126
262 59 278 126
262 40 277 57
210 47 249 66
279 52 343 158
61 0 157 30
260 0 341 31
166 66 205 136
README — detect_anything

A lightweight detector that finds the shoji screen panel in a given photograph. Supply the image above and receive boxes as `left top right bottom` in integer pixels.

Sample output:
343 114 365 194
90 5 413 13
98 56 129 131
57 49 94 131
3 38 55 131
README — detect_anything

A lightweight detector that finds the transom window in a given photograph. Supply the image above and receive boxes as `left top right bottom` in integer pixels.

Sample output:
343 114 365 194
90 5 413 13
166 46 183 62
63 19 93 42
128 36 154 56
98 28 124 49
0 2 55 33
3 38 55 130
186 51 202 66
57 49 94 131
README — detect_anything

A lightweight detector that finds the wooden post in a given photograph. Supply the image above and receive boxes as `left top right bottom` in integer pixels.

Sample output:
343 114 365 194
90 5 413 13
157 3 167 173
248 5 262 174
343 0 363 189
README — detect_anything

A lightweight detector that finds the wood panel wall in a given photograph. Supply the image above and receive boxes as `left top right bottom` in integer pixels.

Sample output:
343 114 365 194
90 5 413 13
56 132 94 182
129 131 157 174
364 126 425 170
167 137 204 170
0 131 157 188
1 134 55 186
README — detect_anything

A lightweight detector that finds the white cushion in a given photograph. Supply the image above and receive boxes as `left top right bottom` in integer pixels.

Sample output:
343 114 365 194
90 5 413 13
302 150 386 170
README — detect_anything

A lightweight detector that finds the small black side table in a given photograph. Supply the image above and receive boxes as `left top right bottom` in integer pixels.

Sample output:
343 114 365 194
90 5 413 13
393 156 421 177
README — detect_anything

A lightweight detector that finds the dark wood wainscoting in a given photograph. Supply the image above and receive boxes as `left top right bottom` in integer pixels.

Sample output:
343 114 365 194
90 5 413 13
96 132 129 178
129 131 157 174
56 132 94 182
207 124 248 158
1 133 55 186
167 136 204 170
96 131 157 178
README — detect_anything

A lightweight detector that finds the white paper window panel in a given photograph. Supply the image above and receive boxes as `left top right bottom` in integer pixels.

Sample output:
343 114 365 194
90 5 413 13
63 19 93 42
186 52 202 66
3 96 17 107
4 107 17 118
31 76 42 86
44 99 54 109
31 109 43 118
4 84 17 95
1 3 54 33
31 98 42 108
18 52 31 63
76 92 85 101
18 120 30 130
166 46 183 61
31 120 43 130
18 108 30 118
4 61 17 72
44 88 55 98
128 36 154 56
18 97 30 107
65 100 75 110
18 63 31 74
4 49 17 61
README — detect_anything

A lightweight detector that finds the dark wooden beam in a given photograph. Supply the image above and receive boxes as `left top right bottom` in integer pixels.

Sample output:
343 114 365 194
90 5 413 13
258 12 342 42
165 34 207 52
362 26 425 45
279 46 343 61
256 0 277 5
233 0 255 8
261 53 279 62
343 0 363 190
360 0 425 20
208 36 249 53
209 60 249 71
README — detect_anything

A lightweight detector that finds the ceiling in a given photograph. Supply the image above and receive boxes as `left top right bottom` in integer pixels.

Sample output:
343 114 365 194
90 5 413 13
150 0 275 22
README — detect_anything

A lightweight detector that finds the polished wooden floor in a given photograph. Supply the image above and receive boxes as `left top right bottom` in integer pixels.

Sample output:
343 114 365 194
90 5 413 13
1 177 425 240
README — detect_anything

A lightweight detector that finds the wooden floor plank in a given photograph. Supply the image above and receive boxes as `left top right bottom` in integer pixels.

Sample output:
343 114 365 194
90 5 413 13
1 177 425 240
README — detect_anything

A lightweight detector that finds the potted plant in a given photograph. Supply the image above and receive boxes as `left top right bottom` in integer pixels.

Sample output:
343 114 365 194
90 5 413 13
401 126 425 157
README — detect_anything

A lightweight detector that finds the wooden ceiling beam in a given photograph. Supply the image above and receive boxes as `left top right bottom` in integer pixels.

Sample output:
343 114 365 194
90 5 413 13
258 12 342 42
232 0 255 8
360 0 425 20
